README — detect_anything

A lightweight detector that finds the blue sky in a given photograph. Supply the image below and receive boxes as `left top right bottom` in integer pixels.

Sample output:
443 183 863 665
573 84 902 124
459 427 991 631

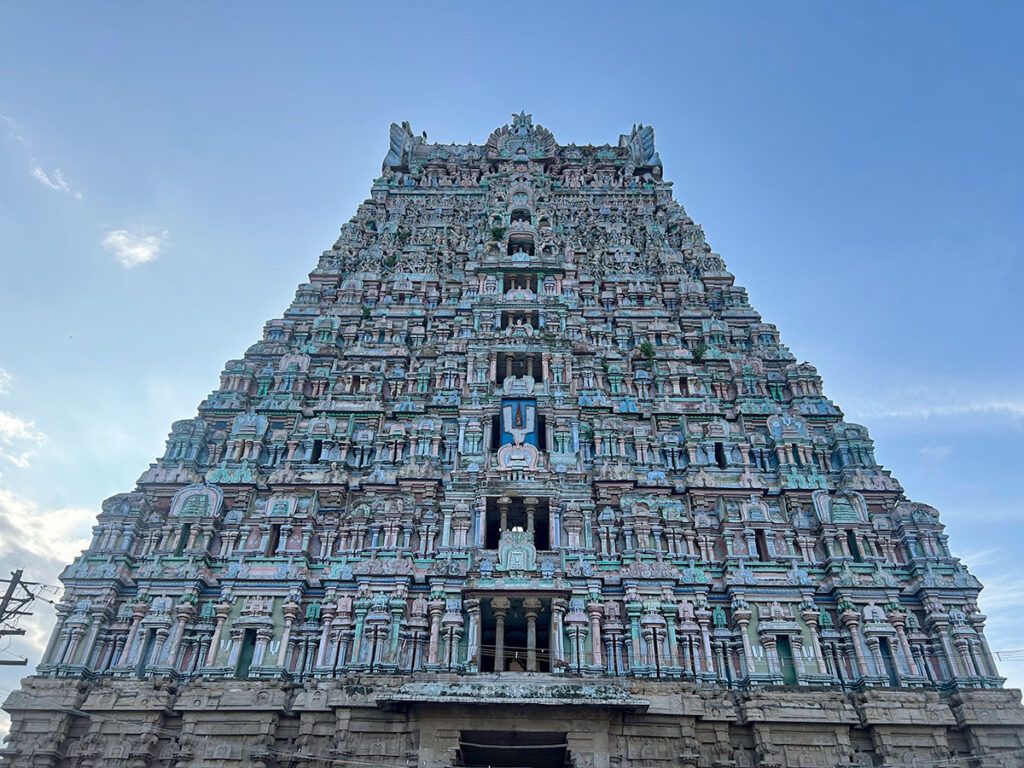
1 2 1022 718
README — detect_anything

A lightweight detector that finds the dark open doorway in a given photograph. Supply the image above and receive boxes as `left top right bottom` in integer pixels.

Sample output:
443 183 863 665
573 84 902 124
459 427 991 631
458 730 568 768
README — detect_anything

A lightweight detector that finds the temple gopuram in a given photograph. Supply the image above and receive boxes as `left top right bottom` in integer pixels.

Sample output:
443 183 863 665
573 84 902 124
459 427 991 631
4 114 1023 768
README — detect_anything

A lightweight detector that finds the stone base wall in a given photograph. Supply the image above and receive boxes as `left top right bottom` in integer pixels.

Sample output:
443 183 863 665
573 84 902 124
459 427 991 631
4 675 1024 768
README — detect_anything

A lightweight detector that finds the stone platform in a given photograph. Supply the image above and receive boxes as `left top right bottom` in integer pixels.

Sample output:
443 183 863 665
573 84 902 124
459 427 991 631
4 675 1024 767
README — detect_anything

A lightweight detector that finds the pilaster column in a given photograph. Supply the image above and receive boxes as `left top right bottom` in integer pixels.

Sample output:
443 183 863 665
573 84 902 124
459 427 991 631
841 611 870 679
524 598 541 672
315 607 336 668
801 607 829 675
205 602 231 667
163 604 195 669
254 627 273 667
525 497 538 534
759 635 779 677
955 638 978 677
278 601 300 667
492 597 510 672
973 627 999 678
81 609 109 670
586 601 604 668
427 597 444 665
889 612 918 676
465 598 481 672
551 598 567 669
148 626 170 671
61 625 86 665
733 605 754 678
498 497 511 534
696 612 713 674
791 635 807 681
41 603 73 666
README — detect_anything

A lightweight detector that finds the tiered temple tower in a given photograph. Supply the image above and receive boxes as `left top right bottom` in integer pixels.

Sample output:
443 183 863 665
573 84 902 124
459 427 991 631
4 115 1023 768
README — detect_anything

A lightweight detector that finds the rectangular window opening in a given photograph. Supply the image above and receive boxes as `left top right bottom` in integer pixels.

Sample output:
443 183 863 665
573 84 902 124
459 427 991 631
478 598 553 674
266 524 281 556
755 529 770 562
846 529 863 563
174 523 191 556
879 637 900 686
484 497 550 550
135 629 157 679
714 442 728 469
776 635 798 685
496 352 544 385
236 628 257 679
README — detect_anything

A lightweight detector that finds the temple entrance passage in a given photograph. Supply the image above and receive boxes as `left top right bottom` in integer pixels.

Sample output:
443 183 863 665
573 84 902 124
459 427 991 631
458 731 568 768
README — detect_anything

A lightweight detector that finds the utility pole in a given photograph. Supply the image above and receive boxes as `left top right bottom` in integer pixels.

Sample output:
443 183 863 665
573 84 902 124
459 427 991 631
0 569 42 666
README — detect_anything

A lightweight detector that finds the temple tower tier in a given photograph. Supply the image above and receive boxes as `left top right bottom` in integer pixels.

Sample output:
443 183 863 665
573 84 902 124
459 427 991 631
4 114 1021 768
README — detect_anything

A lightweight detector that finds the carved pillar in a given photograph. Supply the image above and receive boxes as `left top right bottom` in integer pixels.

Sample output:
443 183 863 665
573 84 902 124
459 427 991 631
205 602 231 667
148 626 170 671
278 600 300 667
566 615 588 674
972 623 999 678
928 615 959 679
696 611 713 674
841 611 870 679
315 607 336 668
41 603 73 666
525 497 538 534
253 627 273 667
465 598 481 672
955 638 978 677
163 604 195 669
80 609 109 670
790 634 807 681
498 497 511 534
427 597 444 666
492 596 510 672
61 625 86 665
801 607 829 675
586 601 604 668
733 605 754 678
551 598 567 669
524 597 541 672
889 612 918 676
759 635 779 677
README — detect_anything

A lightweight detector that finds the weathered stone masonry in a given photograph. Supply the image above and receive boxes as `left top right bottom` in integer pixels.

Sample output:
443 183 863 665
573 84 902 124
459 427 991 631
4 114 1023 767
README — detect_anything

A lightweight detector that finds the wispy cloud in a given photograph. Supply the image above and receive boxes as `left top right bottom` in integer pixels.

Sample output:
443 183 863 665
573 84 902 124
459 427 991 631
845 395 1024 422
942 502 1024 523
30 163 82 199
0 370 46 469
918 444 953 462
1 115 83 200
0 488 95 678
0 114 30 147
956 546 1003 570
0 411 46 469
0 489 94 577
102 229 167 268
